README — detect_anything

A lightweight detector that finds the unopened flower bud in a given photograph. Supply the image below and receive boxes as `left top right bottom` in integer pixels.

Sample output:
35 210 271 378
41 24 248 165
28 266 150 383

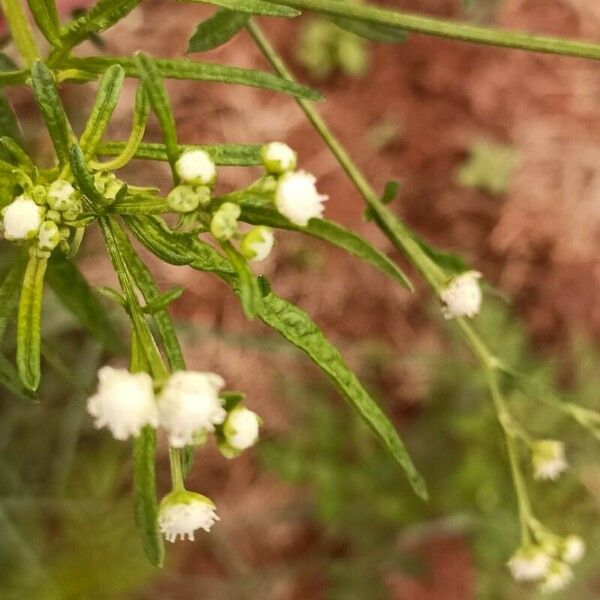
261 142 297 174
440 271 482 319
1 195 43 240
32 185 47 205
167 185 200 213
47 180 78 211
38 220 60 251
531 440 567 481
158 490 219 542
219 406 261 458
507 546 551 582
176 148 216 186
540 561 573 594
562 535 585 564
45 209 61 223
210 202 240 241
240 226 274 262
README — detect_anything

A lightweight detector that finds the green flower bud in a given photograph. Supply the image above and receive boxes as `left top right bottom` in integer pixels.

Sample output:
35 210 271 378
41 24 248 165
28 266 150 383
32 185 47 206
38 220 61 251
260 142 297 174
195 185 212 207
167 185 200 213
210 202 240 241
47 180 78 211
240 226 274 262
45 209 61 223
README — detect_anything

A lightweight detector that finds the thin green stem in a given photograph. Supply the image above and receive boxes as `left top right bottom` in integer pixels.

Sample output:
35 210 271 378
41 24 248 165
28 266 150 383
267 0 600 61
247 19 444 290
169 448 185 491
249 21 536 541
0 0 40 66
486 370 532 546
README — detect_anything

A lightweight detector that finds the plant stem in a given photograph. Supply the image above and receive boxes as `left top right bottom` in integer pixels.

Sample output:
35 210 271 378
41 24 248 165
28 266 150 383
169 448 185 491
246 19 444 290
0 0 39 66
266 0 600 61
249 20 535 536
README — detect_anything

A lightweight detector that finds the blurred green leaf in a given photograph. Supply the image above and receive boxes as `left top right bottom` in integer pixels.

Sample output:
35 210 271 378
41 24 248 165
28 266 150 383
186 0 300 16
27 0 62 47
187 9 250 53
0 248 28 343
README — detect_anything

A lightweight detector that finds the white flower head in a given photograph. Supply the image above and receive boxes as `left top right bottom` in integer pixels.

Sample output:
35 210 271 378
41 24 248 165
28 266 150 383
158 371 226 448
159 490 219 542
540 561 573 594
261 142 297 174
47 180 77 211
176 148 217 186
531 440 568 481
562 535 585 564
440 270 482 319
507 546 551 582
240 226 274 262
223 406 261 452
1 195 43 240
87 366 158 441
275 170 328 226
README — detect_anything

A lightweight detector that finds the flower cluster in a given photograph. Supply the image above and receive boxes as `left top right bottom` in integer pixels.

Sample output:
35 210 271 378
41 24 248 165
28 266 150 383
508 534 585 593
1 178 83 255
86 366 261 542
165 143 327 265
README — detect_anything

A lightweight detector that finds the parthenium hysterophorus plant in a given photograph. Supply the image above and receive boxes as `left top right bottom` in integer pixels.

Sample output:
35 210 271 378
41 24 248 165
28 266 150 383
0 0 598 590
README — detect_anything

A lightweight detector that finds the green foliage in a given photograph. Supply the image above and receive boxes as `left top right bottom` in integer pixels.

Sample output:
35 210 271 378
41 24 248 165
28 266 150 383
457 139 519 196
187 9 250 53
262 301 600 598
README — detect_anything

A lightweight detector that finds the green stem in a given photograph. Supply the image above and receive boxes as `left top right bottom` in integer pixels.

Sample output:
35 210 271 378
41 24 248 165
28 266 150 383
267 0 600 61
249 20 536 542
247 19 444 290
486 370 532 546
169 448 185 491
0 0 40 66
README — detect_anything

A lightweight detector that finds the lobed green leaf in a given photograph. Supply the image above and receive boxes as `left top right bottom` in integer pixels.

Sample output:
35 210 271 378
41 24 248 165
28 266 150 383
0 249 28 343
258 291 427 499
60 0 142 48
96 140 263 166
133 52 179 179
187 9 249 54
64 56 321 100
27 0 62 47
90 85 149 170
17 252 48 391
130 331 165 567
30 60 72 167
78 64 125 159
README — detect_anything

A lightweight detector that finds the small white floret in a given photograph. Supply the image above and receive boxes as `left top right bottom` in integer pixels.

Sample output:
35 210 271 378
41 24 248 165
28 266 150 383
2 195 43 240
87 366 158 440
275 170 328 226
225 406 261 451
158 371 226 448
176 149 216 186
507 547 551 582
440 271 482 319
562 535 585 564
261 142 297 174
531 440 568 481
47 180 77 211
540 561 573 594
159 491 219 542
